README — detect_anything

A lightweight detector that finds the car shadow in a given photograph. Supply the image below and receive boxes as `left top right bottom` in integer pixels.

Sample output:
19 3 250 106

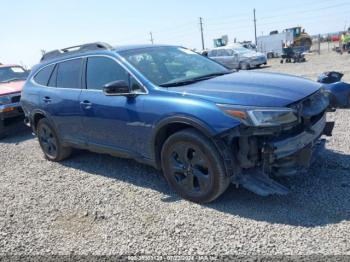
252 65 271 70
0 120 33 144
60 145 350 228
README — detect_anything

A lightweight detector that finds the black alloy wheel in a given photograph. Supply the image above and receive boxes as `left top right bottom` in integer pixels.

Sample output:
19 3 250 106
37 118 71 161
169 142 211 195
161 129 230 203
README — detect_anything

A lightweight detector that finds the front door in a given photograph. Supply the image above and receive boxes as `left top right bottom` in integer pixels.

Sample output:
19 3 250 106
79 56 146 153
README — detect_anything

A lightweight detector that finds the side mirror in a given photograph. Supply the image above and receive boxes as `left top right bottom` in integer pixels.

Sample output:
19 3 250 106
103 80 131 96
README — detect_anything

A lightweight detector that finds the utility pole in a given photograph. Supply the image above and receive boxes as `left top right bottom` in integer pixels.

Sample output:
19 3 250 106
199 17 205 50
253 9 257 45
149 32 154 44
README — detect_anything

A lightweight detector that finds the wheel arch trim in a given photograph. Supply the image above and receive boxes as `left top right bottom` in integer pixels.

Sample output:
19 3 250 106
151 115 217 169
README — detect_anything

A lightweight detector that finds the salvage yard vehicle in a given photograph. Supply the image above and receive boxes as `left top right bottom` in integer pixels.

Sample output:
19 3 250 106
0 64 29 137
208 45 267 70
317 71 350 108
257 26 312 58
21 42 334 203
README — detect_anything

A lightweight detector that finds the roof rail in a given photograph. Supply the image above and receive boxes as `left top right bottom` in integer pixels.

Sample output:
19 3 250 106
40 42 113 62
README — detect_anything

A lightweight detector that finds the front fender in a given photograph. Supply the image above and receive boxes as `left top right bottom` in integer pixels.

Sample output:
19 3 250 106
144 93 242 165
324 82 350 108
151 114 217 145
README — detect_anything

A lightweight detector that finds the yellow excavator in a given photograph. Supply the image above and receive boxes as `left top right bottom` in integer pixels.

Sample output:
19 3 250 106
280 27 312 63
284 26 312 51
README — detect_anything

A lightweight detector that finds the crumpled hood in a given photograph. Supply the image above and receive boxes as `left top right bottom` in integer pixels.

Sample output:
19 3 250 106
169 71 321 107
0 80 25 96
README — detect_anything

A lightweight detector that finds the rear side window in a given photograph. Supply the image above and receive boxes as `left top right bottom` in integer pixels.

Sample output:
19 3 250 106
56 59 83 89
34 64 55 86
226 49 234 56
48 65 58 87
209 50 217 57
216 49 229 56
86 57 129 90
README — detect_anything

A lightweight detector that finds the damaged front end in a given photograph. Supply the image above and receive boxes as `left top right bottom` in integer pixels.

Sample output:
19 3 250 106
216 89 334 196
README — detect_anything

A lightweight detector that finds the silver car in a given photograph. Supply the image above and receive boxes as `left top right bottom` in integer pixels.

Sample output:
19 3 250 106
208 46 267 70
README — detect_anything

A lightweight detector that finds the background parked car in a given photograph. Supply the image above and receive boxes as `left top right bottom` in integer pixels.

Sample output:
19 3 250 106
208 45 267 70
0 64 29 137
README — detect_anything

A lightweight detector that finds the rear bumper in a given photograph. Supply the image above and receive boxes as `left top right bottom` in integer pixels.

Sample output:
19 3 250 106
250 58 267 66
0 103 23 121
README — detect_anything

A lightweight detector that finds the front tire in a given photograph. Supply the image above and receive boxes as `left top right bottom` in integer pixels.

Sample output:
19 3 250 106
37 118 71 161
161 129 230 203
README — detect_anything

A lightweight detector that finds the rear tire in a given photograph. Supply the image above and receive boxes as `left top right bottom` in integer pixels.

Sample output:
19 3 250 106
239 62 250 70
37 118 71 161
161 129 230 203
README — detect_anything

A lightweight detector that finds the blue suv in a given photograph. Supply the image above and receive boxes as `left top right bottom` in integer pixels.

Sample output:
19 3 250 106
21 42 333 203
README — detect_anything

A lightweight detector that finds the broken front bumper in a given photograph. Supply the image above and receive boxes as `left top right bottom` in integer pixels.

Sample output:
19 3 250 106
230 112 334 196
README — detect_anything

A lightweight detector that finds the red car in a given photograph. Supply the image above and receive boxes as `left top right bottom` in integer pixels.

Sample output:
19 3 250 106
0 64 29 137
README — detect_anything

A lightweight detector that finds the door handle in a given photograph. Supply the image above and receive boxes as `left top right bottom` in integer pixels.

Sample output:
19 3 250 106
80 100 92 108
42 96 52 103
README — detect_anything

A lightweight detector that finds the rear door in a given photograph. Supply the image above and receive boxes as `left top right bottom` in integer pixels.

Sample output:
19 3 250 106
230 50 240 69
41 58 84 143
216 49 237 69
79 56 146 152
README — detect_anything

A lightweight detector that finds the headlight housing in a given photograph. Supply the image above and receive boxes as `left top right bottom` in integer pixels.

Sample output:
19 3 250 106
217 104 298 127
0 96 11 105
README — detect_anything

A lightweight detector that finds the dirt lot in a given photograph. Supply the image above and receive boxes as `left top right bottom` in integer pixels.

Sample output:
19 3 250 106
1 46 350 257
260 43 350 82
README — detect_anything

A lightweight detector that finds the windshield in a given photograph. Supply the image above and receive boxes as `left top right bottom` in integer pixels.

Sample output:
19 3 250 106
0 66 29 83
119 46 229 86
233 47 251 54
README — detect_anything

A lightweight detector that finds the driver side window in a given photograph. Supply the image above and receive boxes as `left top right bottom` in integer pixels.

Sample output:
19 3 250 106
86 57 129 90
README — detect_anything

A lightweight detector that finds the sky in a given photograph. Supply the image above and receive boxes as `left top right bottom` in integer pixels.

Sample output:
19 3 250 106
1 0 349 67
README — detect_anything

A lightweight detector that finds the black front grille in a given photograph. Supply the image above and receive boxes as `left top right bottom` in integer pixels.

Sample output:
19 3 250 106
309 110 325 125
11 95 21 103
281 91 328 138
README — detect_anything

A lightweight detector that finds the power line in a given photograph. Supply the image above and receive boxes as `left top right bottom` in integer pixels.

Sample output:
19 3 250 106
195 1 349 33
258 2 350 20
123 0 350 48
153 21 196 35
204 1 348 26
205 12 251 22
204 6 350 33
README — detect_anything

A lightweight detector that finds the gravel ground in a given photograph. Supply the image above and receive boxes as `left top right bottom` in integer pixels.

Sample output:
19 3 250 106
259 43 350 82
1 47 350 257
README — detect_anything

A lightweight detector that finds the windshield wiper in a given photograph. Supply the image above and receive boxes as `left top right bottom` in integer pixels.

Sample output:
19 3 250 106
159 71 232 87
